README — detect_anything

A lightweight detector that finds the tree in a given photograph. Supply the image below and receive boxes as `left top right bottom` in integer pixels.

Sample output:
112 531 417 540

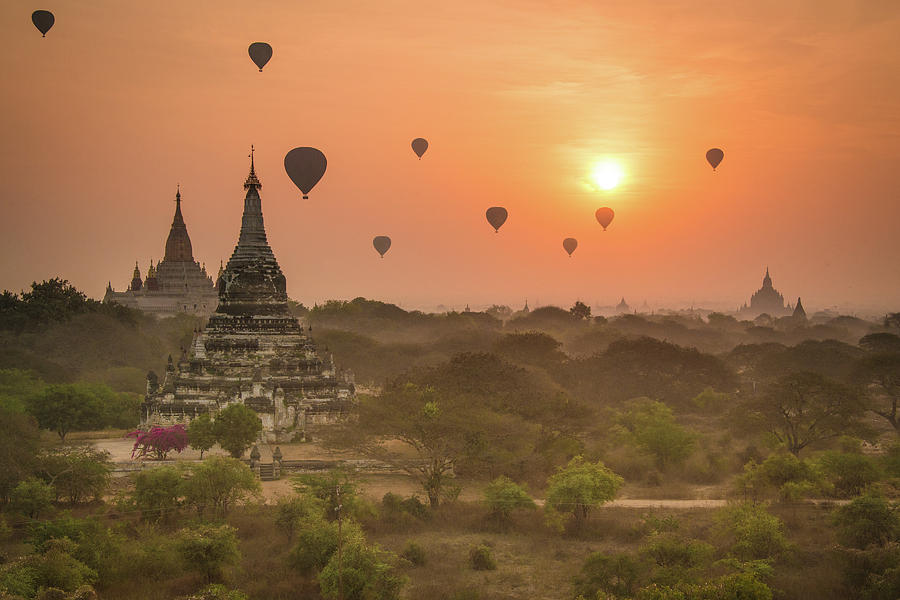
213 404 262 458
275 494 324 540
615 398 696 470
36 447 112 504
30 538 98 594
132 465 182 522
10 477 55 519
318 543 405 600
0 368 46 413
293 468 362 521
176 524 240 584
831 492 900 549
570 301 592 320
482 476 536 529
714 502 788 561
574 552 644 599
128 425 189 460
545 456 623 531
852 352 900 432
744 372 869 456
181 456 260 520
26 384 105 440
0 406 40 503
188 414 217 459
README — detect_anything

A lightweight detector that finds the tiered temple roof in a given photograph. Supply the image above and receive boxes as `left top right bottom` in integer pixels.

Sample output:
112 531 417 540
142 151 353 442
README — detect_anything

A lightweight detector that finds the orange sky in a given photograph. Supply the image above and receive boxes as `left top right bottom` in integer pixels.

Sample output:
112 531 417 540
2 0 899 313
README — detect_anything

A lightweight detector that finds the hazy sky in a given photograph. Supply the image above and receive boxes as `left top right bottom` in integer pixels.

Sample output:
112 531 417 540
2 0 899 313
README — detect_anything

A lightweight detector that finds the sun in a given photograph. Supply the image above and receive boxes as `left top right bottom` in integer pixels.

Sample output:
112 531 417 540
591 161 624 191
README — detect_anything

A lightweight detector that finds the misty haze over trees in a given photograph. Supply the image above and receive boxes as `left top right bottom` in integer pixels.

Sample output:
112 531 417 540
1 279 899 599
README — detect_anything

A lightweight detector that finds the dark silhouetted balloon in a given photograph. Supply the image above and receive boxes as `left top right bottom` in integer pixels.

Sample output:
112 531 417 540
595 207 614 231
563 238 578 257
706 148 724 171
485 207 508 233
411 138 428 159
248 42 273 72
284 147 327 199
373 236 391 258
32 10 54 37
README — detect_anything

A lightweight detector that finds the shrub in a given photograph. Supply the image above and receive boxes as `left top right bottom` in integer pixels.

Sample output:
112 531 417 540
545 456 623 531
469 545 496 571
318 543 405 600
275 494 324 540
832 492 900 549
573 551 642 599
176 524 240 584
482 476 536 528
400 541 426 566
817 451 883 498
132 465 182 522
289 516 364 574
181 584 249 600
714 502 788 561
10 477 54 519
127 425 189 460
36 447 112 504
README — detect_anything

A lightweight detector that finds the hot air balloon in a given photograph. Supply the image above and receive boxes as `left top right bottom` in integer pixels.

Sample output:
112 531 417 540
284 147 327 199
32 10 54 37
595 207 614 231
411 138 428 159
563 238 578 257
485 207 508 233
373 236 391 258
248 42 273 72
706 148 724 171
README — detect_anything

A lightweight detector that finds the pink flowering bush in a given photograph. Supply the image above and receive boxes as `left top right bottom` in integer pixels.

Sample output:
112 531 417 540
127 424 189 460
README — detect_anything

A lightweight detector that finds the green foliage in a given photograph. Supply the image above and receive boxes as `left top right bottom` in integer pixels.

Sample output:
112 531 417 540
26 384 104 440
275 494 325 540
212 404 262 458
736 453 822 500
615 398 696 470
832 492 900 549
0 368 45 412
10 477 54 519
468 544 496 571
400 541 426 566
181 456 260 520
132 465 183 522
743 371 869 456
641 534 715 585
816 451 883 497
545 456 623 530
318 542 405 600
0 406 40 502
30 538 98 594
176 523 241 584
293 468 363 521
181 584 249 600
289 515 364 574
714 502 788 561
573 551 643 599
36 447 112 504
0 558 37 598
691 387 731 413
187 414 217 458
482 476 536 528
381 493 429 527
635 572 772 600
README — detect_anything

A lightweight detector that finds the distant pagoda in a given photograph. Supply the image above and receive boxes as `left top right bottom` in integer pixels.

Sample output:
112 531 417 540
104 187 218 316
738 268 791 317
142 151 354 441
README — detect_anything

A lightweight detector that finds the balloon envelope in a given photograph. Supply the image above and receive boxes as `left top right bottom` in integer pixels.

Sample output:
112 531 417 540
32 10 54 36
248 42 273 72
563 238 578 256
373 236 392 258
706 148 724 170
411 138 428 158
595 207 614 230
284 147 327 199
485 207 508 232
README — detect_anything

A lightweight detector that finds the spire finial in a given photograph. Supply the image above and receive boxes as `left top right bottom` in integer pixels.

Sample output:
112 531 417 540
244 145 261 190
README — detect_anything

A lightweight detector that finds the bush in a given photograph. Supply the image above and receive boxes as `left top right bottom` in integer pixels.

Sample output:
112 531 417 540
275 494 324 540
817 451 883 498
573 551 642 599
289 516 364 574
10 477 54 519
132 465 182 522
400 541 426 566
832 492 900 549
545 456 623 531
469 545 496 571
482 476 536 528
213 404 262 458
318 543 405 600
36 447 112 504
127 425 189 460
176 524 240 584
180 584 249 600
714 502 788 561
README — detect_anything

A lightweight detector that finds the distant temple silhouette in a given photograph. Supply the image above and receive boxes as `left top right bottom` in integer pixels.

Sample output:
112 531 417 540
739 268 793 317
104 188 217 316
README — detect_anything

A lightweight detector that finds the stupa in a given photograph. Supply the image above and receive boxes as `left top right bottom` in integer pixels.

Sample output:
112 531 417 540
142 150 354 441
